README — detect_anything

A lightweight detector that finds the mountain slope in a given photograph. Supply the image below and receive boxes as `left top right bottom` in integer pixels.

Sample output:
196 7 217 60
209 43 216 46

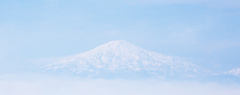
40 40 209 78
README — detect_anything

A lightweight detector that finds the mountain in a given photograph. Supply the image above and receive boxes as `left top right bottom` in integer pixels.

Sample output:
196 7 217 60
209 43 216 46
40 40 210 78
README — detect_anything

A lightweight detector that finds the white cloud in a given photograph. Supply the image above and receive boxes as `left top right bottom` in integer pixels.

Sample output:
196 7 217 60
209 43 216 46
0 74 240 95
227 68 240 76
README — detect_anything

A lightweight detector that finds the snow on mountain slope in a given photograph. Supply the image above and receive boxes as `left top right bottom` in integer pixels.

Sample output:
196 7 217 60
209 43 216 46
40 40 209 77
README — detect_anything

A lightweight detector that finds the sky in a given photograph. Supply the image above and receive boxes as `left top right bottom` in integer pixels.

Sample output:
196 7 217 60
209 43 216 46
1 0 240 95
0 0 240 74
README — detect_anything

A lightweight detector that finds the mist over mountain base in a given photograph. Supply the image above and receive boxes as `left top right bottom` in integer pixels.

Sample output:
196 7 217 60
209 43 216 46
0 73 240 95
36 70 240 83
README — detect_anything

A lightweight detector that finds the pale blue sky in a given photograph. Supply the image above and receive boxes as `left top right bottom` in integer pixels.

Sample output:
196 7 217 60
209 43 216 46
0 0 240 73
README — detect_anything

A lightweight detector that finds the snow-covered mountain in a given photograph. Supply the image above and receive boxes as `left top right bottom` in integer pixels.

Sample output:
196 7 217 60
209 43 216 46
40 40 209 78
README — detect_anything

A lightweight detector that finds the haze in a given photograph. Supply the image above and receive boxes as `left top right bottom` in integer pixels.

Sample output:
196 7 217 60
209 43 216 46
0 0 240 95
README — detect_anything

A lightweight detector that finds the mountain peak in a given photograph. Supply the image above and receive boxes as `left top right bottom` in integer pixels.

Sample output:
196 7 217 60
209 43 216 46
98 40 131 48
88 40 142 54
98 40 133 48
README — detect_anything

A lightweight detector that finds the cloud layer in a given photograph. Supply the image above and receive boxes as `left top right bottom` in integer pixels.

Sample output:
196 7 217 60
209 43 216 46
0 74 240 95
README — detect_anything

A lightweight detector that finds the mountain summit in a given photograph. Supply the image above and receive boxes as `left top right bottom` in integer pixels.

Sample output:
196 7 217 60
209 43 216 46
40 40 209 78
